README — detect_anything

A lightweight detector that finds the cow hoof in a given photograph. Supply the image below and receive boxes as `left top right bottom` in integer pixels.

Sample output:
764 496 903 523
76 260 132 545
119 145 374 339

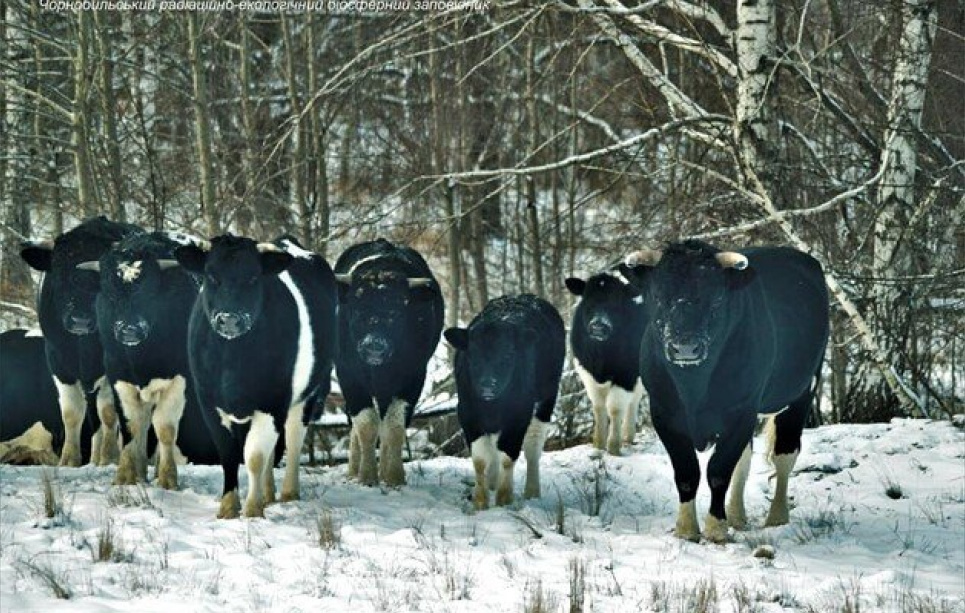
100 437 120 466
59 446 82 468
728 517 747 531
674 528 701 543
358 467 378 486
764 512 789 528
473 487 489 511
217 491 241 519
703 515 731 544
495 489 514 507
156 468 178 491
280 490 298 502
523 487 540 500
114 457 139 485
243 501 265 518
606 443 622 457
381 471 406 488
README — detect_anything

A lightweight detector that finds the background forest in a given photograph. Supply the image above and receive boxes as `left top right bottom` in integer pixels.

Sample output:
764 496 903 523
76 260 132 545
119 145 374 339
0 0 962 426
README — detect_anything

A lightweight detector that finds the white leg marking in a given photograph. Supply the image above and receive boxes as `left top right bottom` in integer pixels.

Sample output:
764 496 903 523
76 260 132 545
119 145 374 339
470 435 498 510
114 381 149 484
764 416 797 527
703 512 731 543
95 377 120 465
675 500 700 542
347 423 360 478
53 378 85 467
150 376 186 490
727 443 752 529
278 271 315 406
575 360 609 451
243 411 278 517
605 385 637 456
623 378 644 445
353 407 380 486
522 418 547 499
378 398 408 487
495 451 515 507
281 402 306 502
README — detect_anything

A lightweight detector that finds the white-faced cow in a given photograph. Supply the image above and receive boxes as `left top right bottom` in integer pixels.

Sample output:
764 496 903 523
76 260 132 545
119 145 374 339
20 216 141 466
566 266 647 455
0 329 89 463
175 235 337 518
333 238 444 487
625 240 829 543
77 231 217 488
444 294 565 510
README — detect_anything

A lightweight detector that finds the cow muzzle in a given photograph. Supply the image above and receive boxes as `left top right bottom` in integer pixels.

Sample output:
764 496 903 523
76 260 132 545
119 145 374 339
586 315 614 341
358 335 393 366
65 314 96 336
477 376 501 401
210 311 253 340
664 337 708 366
113 319 150 346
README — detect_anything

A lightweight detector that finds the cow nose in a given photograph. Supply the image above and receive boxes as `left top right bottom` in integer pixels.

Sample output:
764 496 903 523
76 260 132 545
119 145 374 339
114 320 149 346
667 338 707 364
359 335 392 365
586 316 613 340
211 312 250 340
66 314 95 335
478 376 500 400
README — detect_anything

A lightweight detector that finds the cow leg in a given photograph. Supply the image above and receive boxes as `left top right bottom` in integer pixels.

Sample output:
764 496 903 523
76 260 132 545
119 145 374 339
522 417 548 499
243 411 278 518
623 380 644 446
764 394 808 527
54 379 86 467
576 363 608 452
470 435 498 510
726 443 753 530
353 407 380 486
495 452 516 507
705 414 756 544
653 410 701 542
347 423 360 479
281 402 306 502
114 381 150 484
378 399 407 487
151 376 186 490
94 377 120 466
605 386 634 456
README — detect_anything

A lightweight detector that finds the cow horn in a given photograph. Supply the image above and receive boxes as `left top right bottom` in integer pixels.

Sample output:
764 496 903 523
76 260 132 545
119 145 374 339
408 277 433 289
164 231 209 251
715 252 749 270
256 242 282 253
76 261 100 272
335 273 352 285
625 249 663 267
157 259 179 270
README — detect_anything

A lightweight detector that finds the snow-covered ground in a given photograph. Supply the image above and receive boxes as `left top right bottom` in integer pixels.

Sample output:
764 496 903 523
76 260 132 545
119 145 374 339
1 418 962 612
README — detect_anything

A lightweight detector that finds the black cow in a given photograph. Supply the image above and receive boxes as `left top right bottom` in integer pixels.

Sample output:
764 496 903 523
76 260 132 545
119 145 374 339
566 267 647 456
175 235 337 518
333 239 444 487
0 329 91 462
20 216 141 466
78 231 217 488
625 240 829 543
444 295 565 510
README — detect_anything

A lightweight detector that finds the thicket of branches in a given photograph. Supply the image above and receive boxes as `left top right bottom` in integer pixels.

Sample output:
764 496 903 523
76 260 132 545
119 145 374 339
1 1 962 423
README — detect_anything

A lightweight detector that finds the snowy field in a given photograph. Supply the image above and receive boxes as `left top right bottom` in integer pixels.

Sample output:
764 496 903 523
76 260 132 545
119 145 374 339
0 418 962 613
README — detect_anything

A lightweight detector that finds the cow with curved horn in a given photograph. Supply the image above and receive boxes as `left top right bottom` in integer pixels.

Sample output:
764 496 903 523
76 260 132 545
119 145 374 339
76 231 218 489
623 239 829 543
333 238 444 487
20 216 142 466
175 234 337 518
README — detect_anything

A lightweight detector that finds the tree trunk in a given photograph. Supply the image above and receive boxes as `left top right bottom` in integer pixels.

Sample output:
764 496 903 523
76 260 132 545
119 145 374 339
73 11 97 218
525 33 545 298
307 16 330 257
281 15 310 245
237 15 257 238
94 11 125 222
187 14 218 235
430 46 460 330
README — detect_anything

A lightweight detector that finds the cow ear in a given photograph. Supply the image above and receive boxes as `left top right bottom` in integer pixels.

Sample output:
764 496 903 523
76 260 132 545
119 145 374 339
564 277 585 296
260 251 293 276
725 267 756 291
174 245 208 274
21 243 54 272
443 327 468 350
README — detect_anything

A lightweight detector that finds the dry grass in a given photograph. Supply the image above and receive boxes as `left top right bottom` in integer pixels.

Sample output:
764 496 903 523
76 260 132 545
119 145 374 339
523 578 560 613
16 556 72 600
314 507 341 550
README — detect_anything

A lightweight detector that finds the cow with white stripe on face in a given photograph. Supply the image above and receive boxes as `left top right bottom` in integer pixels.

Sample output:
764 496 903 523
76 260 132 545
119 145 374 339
77 231 218 489
175 234 337 518
333 238 444 487
566 263 648 456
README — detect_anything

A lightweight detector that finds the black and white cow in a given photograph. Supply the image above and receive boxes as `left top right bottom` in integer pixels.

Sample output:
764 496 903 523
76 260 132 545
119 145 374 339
333 239 444 487
175 235 337 518
444 294 565 510
566 267 647 456
625 240 829 543
20 216 141 466
0 329 88 461
78 231 217 488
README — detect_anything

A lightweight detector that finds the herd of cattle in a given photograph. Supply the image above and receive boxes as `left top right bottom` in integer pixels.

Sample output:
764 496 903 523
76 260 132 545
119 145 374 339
0 216 830 543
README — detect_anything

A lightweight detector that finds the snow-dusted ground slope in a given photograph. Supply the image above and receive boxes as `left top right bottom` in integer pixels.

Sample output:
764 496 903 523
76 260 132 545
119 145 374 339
1 419 962 612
